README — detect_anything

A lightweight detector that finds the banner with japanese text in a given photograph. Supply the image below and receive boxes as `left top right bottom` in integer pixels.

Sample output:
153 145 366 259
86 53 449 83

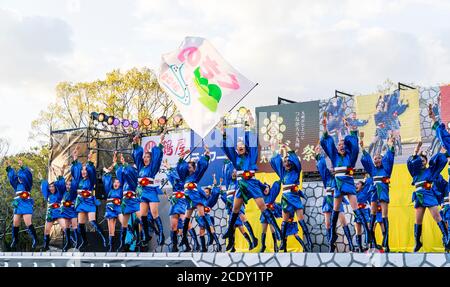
256 101 320 173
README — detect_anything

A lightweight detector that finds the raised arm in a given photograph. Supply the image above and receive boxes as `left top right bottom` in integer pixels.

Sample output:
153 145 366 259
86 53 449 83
102 172 113 197
315 147 332 188
149 143 164 176
85 152 97 190
428 152 448 180
245 131 258 166
270 153 285 180
193 152 210 182
344 123 359 166
222 160 234 189
6 164 18 190
40 180 50 201
382 138 396 176
360 139 375 176
268 180 282 202
320 117 338 164
222 129 238 167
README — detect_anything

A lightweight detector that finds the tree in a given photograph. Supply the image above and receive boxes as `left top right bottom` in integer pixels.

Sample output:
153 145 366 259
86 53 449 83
30 67 179 144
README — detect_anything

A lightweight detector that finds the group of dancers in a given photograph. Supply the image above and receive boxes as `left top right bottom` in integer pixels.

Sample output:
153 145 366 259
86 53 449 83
4 106 450 253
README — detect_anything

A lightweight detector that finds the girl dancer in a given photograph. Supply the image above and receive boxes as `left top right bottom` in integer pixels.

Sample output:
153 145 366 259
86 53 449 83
260 181 282 252
221 128 281 245
354 178 372 252
360 135 395 252
270 145 312 252
179 146 221 251
407 141 449 252
71 147 107 250
132 132 165 246
54 165 78 251
315 146 354 252
220 161 258 252
102 152 123 252
163 158 189 252
6 159 38 250
320 118 371 252
40 168 66 251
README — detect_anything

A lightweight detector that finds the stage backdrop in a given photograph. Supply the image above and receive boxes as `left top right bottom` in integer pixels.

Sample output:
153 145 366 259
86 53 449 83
441 85 450 128
355 89 421 147
256 100 320 173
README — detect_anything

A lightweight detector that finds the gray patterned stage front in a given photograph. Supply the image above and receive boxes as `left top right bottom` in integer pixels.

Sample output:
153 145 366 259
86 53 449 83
1 252 450 267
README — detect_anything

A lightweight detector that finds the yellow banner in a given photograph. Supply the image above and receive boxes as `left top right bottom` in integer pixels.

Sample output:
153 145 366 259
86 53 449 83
355 89 421 145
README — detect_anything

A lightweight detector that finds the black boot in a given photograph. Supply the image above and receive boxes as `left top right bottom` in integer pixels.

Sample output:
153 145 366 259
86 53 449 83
223 212 239 239
262 209 281 240
10 226 19 250
72 228 78 247
382 217 390 252
141 216 151 243
329 210 339 252
78 223 88 250
27 224 38 250
180 218 191 251
260 232 266 252
42 234 50 252
108 236 114 252
90 220 107 248
244 221 258 248
154 216 165 246
343 225 355 252
226 233 235 251
272 232 280 252
170 231 179 252
243 233 255 250
294 235 308 251
202 216 221 252
279 221 288 251
299 220 313 251
117 227 127 252
414 224 423 252
354 209 371 245
63 228 72 252
200 235 207 252
356 234 363 252
369 214 377 248
213 233 222 252
189 229 200 251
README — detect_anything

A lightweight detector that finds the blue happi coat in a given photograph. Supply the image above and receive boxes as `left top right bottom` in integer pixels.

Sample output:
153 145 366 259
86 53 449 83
72 160 98 213
316 154 346 213
7 165 34 215
361 147 395 203
133 144 164 203
320 130 359 197
41 178 63 221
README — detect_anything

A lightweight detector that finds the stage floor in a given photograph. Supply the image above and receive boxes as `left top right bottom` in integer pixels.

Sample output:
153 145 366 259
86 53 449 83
1 252 449 267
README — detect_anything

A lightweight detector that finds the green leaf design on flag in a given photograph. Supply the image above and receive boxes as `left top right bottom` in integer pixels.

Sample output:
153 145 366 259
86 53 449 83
193 67 222 112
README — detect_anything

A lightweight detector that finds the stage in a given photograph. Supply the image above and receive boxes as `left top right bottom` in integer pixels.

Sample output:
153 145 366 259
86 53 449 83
0 252 449 267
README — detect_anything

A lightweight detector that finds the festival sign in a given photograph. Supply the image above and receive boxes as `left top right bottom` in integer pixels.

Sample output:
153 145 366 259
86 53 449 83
256 101 320 173
158 36 256 138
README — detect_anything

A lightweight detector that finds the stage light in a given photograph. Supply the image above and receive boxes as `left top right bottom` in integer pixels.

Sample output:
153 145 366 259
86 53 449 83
238 107 248 116
173 114 183 127
143 118 152 127
98 113 106 122
113 118 121 126
106 116 115 125
122 119 130 128
131 120 139 129
158 116 167 127
90 112 99 121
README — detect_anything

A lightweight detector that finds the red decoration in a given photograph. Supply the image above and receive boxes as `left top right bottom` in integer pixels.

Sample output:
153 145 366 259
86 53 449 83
125 191 134 199
140 178 151 186
266 203 274 210
113 198 122 205
291 185 300 192
51 203 60 209
377 205 382 212
81 190 91 198
382 177 390 184
346 168 354 176
424 182 432 190
242 171 253 180
358 203 366 209
63 201 72 207
187 183 196 190
175 192 184 199
19 192 30 200
204 207 211 213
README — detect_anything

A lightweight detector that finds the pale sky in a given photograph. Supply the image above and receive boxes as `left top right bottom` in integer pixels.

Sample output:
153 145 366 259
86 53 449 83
1 0 450 154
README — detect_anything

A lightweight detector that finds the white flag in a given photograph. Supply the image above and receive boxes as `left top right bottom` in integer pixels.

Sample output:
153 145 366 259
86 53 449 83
158 37 256 138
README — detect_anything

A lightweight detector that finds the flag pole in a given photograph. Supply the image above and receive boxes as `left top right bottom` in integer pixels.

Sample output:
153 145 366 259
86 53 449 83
159 82 259 190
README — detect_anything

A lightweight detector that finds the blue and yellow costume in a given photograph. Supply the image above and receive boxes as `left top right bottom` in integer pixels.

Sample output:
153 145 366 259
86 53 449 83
71 160 106 249
54 176 78 251
259 180 282 252
407 151 449 251
222 130 281 240
6 164 37 249
361 146 395 250
178 154 213 251
270 151 313 251
166 166 189 252
320 129 370 252
41 178 64 250
133 143 164 245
